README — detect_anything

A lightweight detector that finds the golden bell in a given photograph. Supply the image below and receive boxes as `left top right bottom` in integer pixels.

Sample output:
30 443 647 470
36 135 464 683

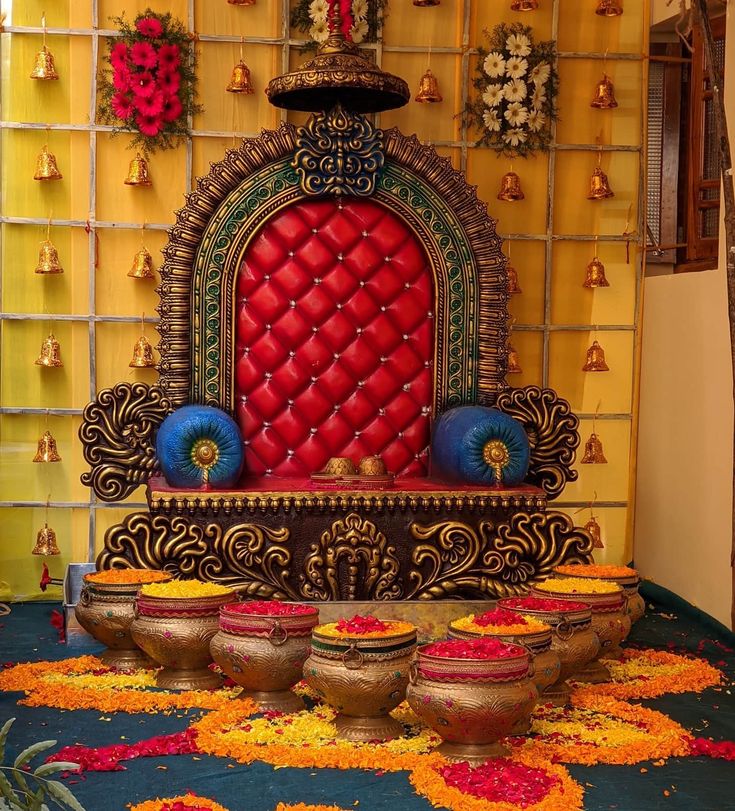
596 0 623 16
511 0 539 9
34 430 62 463
228 0 256 4
226 60 255 94
35 240 64 275
507 265 522 294
413 0 441 5
498 171 524 201
588 166 614 200
35 333 63 367
584 516 604 549
415 68 442 103
581 432 608 464
30 45 60 80
582 340 610 372
33 145 63 181
583 256 610 288
124 153 152 187
591 74 618 109
32 523 61 556
507 344 523 374
129 335 156 368
128 247 155 280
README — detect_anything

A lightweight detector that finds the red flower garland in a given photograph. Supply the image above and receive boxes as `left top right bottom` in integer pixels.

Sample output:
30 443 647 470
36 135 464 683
422 637 523 659
227 601 317 616
334 615 389 634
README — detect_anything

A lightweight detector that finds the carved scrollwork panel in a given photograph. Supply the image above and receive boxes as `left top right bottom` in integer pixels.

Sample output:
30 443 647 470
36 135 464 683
300 512 402 601
495 386 580 500
79 383 173 501
408 511 593 600
98 513 297 600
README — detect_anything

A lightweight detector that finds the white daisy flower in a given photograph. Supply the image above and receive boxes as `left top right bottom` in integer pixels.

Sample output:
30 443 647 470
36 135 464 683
350 18 369 43
309 0 329 22
483 51 506 78
310 19 329 42
482 109 501 132
527 109 546 131
352 0 368 20
532 85 547 110
505 56 528 79
506 33 532 57
482 83 504 107
504 101 529 127
503 78 527 103
529 62 551 86
502 128 528 147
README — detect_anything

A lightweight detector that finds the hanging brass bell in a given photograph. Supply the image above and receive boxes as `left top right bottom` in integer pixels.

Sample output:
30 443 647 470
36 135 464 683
413 0 440 5
587 166 614 200
124 153 152 186
32 522 61 556
415 68 443 103
35 240 64 275
498 171 525 201
591 74 618 109
511 0 539 9
584 516 604 549
582 340 610 372
129 335 156 368
30 45 60 80
226 60 255 94
596 0 623 16
583 256 610 288
35 333 63 367
507 265 522 294
228 0 256 4
34 430 62 462
581 432 608 464
507 344 523 374
128 247 155 280
33 146 63 181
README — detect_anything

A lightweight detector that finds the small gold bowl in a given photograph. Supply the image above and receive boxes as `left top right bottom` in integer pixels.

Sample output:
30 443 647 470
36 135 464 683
357 455 387 476
322 457 357 476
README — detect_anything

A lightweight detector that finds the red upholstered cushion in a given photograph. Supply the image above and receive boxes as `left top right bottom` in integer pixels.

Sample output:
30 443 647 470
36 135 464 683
234 198 434 477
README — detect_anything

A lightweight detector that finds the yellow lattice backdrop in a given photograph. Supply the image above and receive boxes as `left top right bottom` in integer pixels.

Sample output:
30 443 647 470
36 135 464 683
0 0 647 599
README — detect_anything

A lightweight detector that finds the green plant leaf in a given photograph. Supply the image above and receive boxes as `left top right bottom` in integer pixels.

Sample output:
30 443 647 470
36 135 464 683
29 786 45 811
44 781 85 811
13 743 56 772
0 770 19 805
31 765 78 780
0 720 15 765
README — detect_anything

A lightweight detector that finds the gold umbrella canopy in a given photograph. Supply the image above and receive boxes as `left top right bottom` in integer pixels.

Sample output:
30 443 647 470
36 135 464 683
265 7 409 113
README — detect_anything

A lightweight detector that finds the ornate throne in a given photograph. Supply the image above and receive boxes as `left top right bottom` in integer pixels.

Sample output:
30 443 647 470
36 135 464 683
80 22 593 601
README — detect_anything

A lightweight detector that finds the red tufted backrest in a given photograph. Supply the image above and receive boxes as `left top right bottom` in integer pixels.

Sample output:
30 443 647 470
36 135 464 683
234 197 434 478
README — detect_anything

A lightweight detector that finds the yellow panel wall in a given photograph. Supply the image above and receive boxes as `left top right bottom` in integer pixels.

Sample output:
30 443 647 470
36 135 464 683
0 0 647 599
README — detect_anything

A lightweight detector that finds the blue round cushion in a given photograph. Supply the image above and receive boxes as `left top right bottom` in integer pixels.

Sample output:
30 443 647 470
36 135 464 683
431 406 530 486
156 405 244 488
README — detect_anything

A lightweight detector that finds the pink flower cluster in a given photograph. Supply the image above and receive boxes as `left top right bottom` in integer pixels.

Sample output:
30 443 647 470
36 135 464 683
472 607 528 627
503 596 590 612
109 16 183 136
439 759 560 807
423 637 523 660
335 615 389 634
227 601 316 616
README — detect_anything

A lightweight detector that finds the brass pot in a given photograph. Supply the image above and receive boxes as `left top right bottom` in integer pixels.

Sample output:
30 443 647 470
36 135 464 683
406 643 538 762
131 591 236 690
74 572 172 669
552 568 645 628
210 605 320 712
529 585 629 683
447 623 559 734
303 625 417 742
497 598 599 706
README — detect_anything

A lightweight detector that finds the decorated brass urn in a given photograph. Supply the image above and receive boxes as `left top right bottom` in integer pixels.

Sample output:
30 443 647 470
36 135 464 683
448 607 559 733
131 580 237 690
498 596 600 706
553 563 645 626
303 615 417 742
210 600 319 712
407 637 538 763
74 569 172 669
530 578 630 683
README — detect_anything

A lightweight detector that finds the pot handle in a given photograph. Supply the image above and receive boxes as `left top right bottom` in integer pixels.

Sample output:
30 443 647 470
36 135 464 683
622 592 631 616
132 600 140 620
408 660 419 686
79 586 91 607
268 619 288 647
342 643 364 670
554 618 574 642
518 642 535 680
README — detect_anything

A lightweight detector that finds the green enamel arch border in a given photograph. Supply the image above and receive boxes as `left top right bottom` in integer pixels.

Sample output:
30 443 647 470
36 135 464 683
190 158 481 414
